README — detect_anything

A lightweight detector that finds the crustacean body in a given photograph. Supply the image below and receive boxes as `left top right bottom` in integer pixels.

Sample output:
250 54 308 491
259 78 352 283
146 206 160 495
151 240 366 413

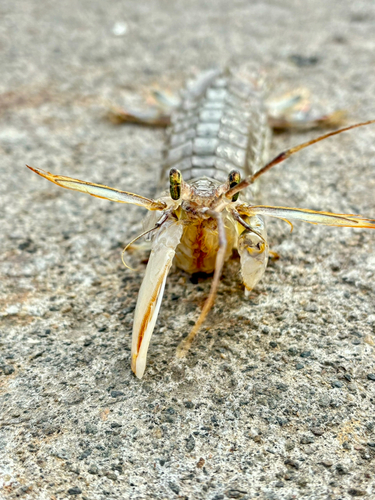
27 69 375 378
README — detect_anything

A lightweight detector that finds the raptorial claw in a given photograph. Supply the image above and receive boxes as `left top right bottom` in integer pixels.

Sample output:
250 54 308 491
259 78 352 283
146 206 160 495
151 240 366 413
131 221 183 378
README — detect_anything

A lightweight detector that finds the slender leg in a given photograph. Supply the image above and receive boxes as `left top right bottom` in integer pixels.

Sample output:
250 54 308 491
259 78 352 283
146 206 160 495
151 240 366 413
108 104 172 127
269 250 280 260
176 210 227 358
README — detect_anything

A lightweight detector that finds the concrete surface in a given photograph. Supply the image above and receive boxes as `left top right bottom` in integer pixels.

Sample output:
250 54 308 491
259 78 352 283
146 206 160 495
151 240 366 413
1 1 375 499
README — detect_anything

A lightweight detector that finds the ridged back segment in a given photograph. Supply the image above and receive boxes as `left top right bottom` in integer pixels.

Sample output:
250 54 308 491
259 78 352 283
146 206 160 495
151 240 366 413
161 69 270 189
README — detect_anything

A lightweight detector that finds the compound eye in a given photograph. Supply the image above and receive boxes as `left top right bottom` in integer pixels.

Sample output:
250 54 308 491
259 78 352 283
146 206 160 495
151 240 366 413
169 168 182 200
228 170 241 202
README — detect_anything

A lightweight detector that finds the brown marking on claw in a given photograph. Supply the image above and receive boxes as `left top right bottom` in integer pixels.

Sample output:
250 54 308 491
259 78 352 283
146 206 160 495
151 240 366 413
132 266 168 369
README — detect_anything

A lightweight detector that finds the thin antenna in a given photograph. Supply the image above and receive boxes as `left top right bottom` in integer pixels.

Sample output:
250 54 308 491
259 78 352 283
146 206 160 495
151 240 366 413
225 119 375 199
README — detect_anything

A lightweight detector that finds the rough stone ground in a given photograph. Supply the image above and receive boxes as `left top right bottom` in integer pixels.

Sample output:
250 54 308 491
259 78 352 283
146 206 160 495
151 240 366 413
1 1 375 499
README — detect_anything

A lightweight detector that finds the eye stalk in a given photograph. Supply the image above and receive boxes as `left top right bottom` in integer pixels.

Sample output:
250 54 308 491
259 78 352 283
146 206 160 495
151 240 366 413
169 168 182 200
228 170 241 202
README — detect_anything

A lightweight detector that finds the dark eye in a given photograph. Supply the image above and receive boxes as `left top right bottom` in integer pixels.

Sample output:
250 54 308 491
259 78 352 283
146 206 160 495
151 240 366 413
169 168 182 200
228 170 241 202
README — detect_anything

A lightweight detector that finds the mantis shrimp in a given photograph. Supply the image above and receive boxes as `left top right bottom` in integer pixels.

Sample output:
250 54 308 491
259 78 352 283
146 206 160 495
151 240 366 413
27 69 375 378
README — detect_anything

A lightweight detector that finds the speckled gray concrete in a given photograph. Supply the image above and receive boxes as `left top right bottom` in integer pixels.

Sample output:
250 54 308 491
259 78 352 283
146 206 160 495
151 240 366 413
1 1 375 499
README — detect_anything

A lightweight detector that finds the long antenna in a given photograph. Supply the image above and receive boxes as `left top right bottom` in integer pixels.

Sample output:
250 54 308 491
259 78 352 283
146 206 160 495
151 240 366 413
225 119 375 199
